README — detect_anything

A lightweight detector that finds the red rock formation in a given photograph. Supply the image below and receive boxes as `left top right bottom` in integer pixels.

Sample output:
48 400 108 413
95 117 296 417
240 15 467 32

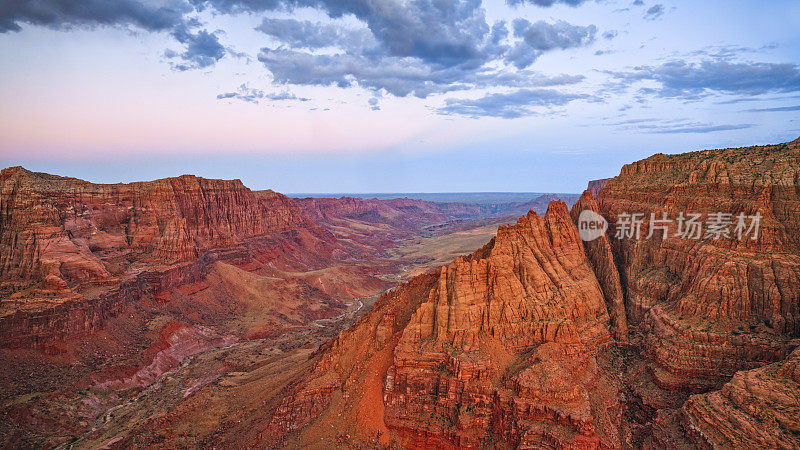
682 346 800 448
0 167 313 290
92 321 236 391
267 137 800 449
292 194 580 234
587 178 611 198
0 167 344 349
269 201 622 448
596 138 800 389
292 197 456 231
1 246 250 349
571 190 628 341
5 137 800 448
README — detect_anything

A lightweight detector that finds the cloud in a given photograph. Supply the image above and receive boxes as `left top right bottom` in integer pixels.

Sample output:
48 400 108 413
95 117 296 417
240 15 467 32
168 27 226 70
506 19 597 68
474 71 585 88
437 88 588 118
204 0 596 95
216 84 310 103
255 18 377 50
602 30 618 40
222 0 503 68
648 123 754 133
608 60 800 98
689 44 782 61
368 97 380 110
2 0 596 99
743 105 800 113
643 4 665 20
631 0 644 6
258 45 587 98
0 0 190 33
610 118 755 133
0 0 239 71
258 48 460 97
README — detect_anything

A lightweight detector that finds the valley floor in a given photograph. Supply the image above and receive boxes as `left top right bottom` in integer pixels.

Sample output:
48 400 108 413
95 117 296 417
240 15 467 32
0 213 503 448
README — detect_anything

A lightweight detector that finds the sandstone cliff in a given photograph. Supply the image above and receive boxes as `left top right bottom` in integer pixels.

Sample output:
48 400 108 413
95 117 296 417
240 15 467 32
682 346 800 448
269 201 623 448
596 138 800 389
0 167 313 292
0 167 348 350
571 191 628 341
268 137 800 449
5 137 800 448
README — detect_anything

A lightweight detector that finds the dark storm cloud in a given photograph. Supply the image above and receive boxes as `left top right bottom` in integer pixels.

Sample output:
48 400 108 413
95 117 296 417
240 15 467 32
643 4 664 20
609 60 800 98
0 0 190 33
216 84 310 103
505 19 596 68
437 88 588 118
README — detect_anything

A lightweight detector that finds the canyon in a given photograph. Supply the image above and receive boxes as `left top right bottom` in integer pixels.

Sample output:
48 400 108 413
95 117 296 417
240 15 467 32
263 136 800 449
1 137 799 449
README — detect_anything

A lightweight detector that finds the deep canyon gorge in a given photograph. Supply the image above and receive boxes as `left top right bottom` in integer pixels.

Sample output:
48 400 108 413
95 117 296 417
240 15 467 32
2 137 799 449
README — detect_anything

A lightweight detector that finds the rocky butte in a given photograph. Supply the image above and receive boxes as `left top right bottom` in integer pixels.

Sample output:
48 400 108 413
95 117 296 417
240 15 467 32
266 136 800 449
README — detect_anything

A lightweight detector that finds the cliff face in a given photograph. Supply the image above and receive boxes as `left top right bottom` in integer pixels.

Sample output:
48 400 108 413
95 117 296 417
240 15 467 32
682 347 800 448
571 191 628 341
267 137 800 449
269 202 622 448
587 178 611 198
0 167 311 291
383 202 617 448
596 138 800 389
0 168 348 351
5 138 800 448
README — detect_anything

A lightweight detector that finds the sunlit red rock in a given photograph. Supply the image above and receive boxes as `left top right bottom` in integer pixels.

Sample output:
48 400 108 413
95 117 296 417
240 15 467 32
596 138 800 389
270 201 622 448
266 137 800 449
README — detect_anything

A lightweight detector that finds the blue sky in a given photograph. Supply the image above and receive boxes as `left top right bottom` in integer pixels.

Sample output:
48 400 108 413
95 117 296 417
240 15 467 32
0 0 798 193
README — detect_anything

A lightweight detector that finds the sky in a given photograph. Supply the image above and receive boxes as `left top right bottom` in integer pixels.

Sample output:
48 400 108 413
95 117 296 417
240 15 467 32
0 0 798 193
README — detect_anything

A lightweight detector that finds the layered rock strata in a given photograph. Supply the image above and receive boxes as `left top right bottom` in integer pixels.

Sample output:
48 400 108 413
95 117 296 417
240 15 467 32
682 347 800 448
0 167 340 348
270 202 623 448
270 137 800 449
0 167 312 290
596 138 800 389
